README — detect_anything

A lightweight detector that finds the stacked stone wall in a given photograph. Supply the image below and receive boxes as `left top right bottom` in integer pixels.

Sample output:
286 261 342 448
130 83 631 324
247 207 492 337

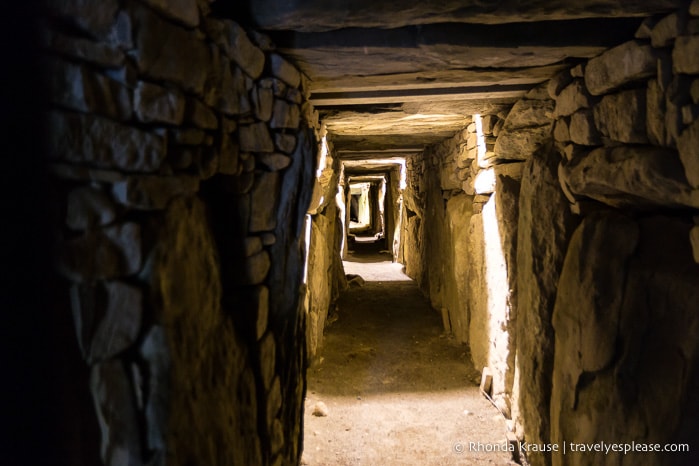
546 4 699 466
43 1 319 465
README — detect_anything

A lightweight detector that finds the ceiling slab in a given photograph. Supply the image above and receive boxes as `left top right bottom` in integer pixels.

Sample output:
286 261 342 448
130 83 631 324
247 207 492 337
238 0 682 32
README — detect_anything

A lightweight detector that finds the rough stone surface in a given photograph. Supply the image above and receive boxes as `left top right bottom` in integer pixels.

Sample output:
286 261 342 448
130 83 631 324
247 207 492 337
139 326 171 452
66 185 117 230
647 79 667 146
112 176 200 210
562 145 699 208
651 12 686 47
258 153 292 171
58 222 142 280
673 35 699 74
144 196 261 465
240 122 275 153
250 172 281 232
269 54 301 88
554 80 591 117
134 81 185 125
47 0 121 38
140 0 200 28
584 41 657 95
494 125 553 161
48 57 132 120
132 4 209 95
245 250 271 285
71 281 142 364
41 28 125 68
593 88 648 143
515 145 576 466
90 359 142 465
551 214 699 466
568 109 601 145
677 118 699 188
48 110 165 172
270 100 301 129
502 98 554 129
210 19 265 79
184 97 219 129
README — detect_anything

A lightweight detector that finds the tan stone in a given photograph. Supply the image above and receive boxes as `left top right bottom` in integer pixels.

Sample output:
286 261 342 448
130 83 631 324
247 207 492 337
593 88 648 143
584 41 657 95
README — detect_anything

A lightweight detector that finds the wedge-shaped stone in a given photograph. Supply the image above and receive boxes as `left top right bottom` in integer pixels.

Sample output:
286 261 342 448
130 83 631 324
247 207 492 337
585 41 657 95
562 145 699 208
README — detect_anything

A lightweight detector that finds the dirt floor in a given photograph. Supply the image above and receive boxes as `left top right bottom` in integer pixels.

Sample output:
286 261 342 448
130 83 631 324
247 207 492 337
301 245 519 466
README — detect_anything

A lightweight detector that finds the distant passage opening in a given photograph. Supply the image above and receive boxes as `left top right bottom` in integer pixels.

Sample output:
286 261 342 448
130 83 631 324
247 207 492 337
302 189 515 465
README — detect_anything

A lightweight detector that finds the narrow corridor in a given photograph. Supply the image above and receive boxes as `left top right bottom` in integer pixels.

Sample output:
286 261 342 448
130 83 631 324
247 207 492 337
302 247 517 465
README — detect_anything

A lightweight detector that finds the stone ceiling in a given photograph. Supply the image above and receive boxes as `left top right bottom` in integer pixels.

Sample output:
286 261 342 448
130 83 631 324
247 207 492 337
227 0 685 159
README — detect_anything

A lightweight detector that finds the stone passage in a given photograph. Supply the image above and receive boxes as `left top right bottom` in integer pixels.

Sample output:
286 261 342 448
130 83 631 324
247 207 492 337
303 255 517 466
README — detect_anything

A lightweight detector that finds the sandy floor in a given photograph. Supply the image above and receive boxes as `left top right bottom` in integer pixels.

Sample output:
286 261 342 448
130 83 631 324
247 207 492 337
301 249 518 466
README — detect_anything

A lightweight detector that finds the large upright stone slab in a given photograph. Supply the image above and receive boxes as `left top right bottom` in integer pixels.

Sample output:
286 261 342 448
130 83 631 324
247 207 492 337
584 41 657 95
673 35 699 74
515 145 576 466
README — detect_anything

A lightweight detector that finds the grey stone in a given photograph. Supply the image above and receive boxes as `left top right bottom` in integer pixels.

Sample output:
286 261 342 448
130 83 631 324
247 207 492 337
90 359 142 465
41 28 124 68
651 12 687 47
250 172 281 232
139 326 171 451
285 87 303 104
205 19 265 79
48 163 126 183
647 80 667 146
563 146 699 208
112 176 200 210
593 88 648 143
48 110 165 172
677 118 699 188
71 281 142 363
252 85 274 122
258 153 292 171
240 122 274 153
274 133 297 154
673 35 699 74
269 54 301 88
48 57 131 120
493 125 553 161
66 185 117 230
131 4 209 95
139 0 199 28
503 98 554 129
554 80 592 117
270 100 301 129
134 81 185 125
569 109 602 145
47 0 120 38
184 97 218 130
58 222 142 280
585 41 657 95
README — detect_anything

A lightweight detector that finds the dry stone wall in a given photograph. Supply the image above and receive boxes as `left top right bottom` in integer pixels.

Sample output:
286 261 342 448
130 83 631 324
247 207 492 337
43 1 318 465
545 4 699 466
